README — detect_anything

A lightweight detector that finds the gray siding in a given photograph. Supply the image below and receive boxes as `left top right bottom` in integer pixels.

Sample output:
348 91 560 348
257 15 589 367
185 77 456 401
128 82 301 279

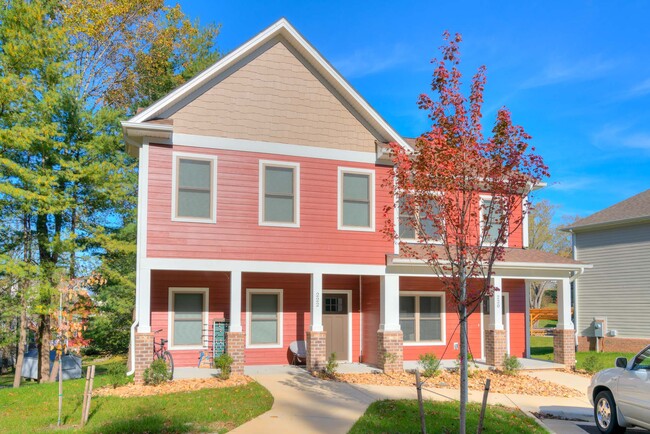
575 223 650 338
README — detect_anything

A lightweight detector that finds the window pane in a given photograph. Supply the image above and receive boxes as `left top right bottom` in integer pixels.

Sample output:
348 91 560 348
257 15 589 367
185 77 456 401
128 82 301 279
251 294 278 317
178 190 211 218
401 319 416 342
420 319 442 341
399 296 415 316
421 200 441 238
343 201 370 227
179 159 211 190
420 297 441 319
264 196 294 223
343 173 369 201
174 293 203 320
250 319 278 344
265 166 294 195
174 320 203 345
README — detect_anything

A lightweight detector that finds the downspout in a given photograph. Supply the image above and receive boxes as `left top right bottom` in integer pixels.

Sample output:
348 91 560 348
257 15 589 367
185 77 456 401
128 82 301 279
126 318 138 376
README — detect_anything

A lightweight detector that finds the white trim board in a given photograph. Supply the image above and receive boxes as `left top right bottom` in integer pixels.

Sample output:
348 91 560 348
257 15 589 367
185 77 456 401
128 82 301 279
323 289 353 363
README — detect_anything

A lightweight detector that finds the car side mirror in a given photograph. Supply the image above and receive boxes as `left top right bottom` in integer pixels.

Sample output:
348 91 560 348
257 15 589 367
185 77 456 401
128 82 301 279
615 357 627 369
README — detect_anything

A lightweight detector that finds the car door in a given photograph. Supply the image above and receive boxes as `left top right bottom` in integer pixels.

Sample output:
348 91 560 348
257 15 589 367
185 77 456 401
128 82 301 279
616 345 650 426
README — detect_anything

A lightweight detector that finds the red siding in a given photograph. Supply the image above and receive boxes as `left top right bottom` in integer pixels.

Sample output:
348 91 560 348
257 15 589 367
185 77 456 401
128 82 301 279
150 270 230 367
503 279 526 358
147 144 393 264
400 277 483 362
360 276 380 365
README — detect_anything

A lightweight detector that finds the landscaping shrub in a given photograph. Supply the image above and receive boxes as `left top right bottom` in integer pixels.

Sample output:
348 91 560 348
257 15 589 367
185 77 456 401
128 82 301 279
502 354 522 376
324 352 338 378
214 353 234 380
582 355 602 374
143 358 172 385
419 353 441 378
106 362 133 388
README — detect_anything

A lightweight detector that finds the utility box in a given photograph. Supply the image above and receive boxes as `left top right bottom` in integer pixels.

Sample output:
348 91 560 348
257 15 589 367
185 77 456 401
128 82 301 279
593 318 607 338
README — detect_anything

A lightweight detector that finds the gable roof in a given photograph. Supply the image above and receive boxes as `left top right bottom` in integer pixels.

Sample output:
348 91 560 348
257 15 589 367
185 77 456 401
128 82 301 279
122 18 411 153
563 188 650 232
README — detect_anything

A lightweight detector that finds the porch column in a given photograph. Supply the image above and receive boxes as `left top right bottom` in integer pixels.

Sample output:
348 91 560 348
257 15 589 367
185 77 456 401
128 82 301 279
377 274 403 373
307 272 326 370
136 267 151 333
485 276 507 367
554 277 575 367
226 270 244 375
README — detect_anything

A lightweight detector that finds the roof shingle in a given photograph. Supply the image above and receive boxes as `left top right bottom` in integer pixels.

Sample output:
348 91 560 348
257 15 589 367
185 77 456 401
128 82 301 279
563 188 650 231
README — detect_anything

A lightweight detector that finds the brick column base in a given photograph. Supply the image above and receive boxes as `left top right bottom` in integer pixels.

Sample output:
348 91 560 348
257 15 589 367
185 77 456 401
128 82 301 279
554 329 576 367
306 331 327 371
226 332 245 375
484 329 507 367
377 330 403 373
134 332 154 384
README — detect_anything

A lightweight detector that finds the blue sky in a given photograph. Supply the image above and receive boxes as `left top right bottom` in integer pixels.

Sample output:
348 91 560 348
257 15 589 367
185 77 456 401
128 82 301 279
178 1 650 222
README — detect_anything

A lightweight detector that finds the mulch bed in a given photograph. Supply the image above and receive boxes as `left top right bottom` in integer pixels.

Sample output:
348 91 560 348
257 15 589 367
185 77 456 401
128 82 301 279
322 369 582 397
95 375 253 398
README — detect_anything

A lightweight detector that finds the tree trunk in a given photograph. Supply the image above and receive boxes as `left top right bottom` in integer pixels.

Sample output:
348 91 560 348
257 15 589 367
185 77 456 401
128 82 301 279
459 271 468 434
12 306 28 388
37 314 51 383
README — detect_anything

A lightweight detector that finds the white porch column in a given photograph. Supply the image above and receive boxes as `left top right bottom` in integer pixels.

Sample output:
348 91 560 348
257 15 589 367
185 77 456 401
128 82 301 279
379 274 400 331
486 276 504 330
557 277 574 330
229 270 242 332
310 272 323 332
136 267 151 332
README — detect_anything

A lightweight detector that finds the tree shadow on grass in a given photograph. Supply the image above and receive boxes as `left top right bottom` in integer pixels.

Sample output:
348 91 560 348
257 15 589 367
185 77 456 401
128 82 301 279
90 414 194 434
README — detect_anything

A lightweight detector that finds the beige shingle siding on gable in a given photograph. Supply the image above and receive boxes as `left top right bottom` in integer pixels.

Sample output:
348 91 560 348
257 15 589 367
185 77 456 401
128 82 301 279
575 223 650 339
169 39 379 153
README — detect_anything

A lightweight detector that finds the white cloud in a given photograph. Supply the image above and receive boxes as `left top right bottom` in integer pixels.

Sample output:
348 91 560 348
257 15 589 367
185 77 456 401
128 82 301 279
593 123 650 151
521 55 617 89
332 44 413 78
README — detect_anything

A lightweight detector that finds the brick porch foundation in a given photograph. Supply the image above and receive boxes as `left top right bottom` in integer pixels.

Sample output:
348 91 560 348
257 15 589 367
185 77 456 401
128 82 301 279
554 329 576 367
306 331 327 371
226 332 245 375
134 332 154 384
484 329 507 367
578 336 647 353
377 330 403 373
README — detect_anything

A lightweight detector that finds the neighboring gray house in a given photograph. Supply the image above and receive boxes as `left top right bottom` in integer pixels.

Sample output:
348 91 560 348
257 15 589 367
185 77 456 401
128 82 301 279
563 189 650 352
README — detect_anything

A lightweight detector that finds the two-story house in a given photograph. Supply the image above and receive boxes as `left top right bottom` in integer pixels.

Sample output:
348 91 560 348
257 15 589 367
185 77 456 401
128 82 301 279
122 19 588 382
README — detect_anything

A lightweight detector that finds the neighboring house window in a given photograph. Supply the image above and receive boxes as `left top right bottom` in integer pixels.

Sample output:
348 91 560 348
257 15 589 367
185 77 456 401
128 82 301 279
399 197 442 241
480 197 507 246
259 161 300 227
168 288 208 349
338 168 375 231
247 289 283 347
172 153 217 223
399 293 444 344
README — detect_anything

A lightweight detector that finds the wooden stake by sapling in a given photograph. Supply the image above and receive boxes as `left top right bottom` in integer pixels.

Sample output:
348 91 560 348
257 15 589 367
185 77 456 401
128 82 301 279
81 365 95 426
415 370 427 434
476 378 491 434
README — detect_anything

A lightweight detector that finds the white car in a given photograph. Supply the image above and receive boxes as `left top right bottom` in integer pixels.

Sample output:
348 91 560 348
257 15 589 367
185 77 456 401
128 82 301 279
588 344 650 433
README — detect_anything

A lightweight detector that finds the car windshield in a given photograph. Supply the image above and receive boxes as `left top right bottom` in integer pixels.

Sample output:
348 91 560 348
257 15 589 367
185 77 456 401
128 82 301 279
632 345 650 370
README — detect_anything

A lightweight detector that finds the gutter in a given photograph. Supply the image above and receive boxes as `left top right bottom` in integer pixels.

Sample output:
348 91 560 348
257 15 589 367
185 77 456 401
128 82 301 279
126 318 138 376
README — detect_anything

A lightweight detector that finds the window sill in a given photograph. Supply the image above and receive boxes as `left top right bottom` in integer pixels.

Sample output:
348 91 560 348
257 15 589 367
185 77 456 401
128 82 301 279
246 343 283 349
172 216 216 224
338 225 375 232
168 345 208 351
259 221 300 228
403 341 446 347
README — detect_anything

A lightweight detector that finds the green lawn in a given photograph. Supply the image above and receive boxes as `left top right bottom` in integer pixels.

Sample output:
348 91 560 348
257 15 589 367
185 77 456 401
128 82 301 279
0 359 273 433
529 336 636 372
349 400 548 434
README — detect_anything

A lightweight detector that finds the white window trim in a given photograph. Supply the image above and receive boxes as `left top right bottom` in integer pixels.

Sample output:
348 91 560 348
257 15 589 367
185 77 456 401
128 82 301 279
171 151 218 224
246 288 284 349
337 167 375 232
167 287 209 350
479 194 508 247
258 160 300 228
400 291 446 346
398 191 444 244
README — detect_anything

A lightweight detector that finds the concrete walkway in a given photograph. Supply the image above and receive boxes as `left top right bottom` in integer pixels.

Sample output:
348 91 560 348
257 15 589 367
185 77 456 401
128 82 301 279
229 366 595 434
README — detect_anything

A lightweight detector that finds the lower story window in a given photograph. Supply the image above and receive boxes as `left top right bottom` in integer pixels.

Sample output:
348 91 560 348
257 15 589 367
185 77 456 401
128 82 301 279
170 288 207 347
400 294 443 343
248 290 283 347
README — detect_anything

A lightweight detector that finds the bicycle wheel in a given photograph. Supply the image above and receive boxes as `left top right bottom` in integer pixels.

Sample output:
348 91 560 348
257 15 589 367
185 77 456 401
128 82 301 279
161 350 174 380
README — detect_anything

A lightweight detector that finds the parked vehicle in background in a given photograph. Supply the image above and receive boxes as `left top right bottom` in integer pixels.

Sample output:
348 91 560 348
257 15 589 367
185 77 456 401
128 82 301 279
588 345 650 433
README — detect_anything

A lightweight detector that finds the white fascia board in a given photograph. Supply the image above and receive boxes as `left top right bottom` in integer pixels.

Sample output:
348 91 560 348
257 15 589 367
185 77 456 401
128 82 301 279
125 18 412 153
387 255 592 272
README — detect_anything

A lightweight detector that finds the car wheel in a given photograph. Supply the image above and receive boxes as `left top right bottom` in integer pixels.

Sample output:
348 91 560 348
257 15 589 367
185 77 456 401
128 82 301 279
594 390 626 434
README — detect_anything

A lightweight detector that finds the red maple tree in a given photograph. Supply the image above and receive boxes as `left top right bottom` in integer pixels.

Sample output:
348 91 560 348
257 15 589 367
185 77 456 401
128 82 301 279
384 32 548 432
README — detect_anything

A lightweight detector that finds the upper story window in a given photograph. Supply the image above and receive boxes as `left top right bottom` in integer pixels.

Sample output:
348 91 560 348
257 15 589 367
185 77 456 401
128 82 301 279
172 153 217 223
338 167 375 231
259 160 300 227
480 196 507 246
398 196 443 242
